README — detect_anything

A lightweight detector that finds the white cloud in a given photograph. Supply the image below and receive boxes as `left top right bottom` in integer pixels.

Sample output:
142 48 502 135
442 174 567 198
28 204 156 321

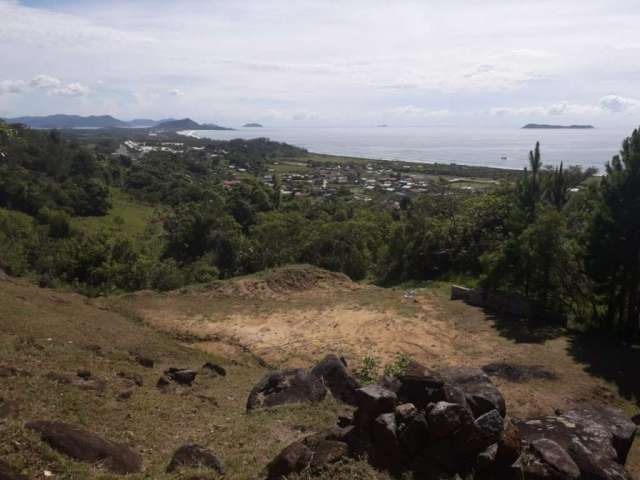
29 75 62 89
0 80 26 94
387 106 450 118
1 1 640 124
0 75 89 97
599 95 640 113
490 96 640 117
50 82 90 97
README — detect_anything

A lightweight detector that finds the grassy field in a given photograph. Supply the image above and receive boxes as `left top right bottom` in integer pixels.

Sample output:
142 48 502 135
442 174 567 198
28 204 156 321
0 274 372 479
71 188 159 238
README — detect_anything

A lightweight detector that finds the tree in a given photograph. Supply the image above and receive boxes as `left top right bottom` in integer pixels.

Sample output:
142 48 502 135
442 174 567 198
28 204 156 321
586 127 640 337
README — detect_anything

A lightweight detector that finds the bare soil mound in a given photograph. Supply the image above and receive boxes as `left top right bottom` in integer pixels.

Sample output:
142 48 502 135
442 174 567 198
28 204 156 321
216 265 356 298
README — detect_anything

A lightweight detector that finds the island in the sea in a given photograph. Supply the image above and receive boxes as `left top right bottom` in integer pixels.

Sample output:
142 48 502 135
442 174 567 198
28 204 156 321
243 122 263 128
522 123 594 129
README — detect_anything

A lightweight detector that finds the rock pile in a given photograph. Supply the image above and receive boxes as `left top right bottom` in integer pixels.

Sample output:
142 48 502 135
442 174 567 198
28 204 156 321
247 354 360 411
266 360 637 480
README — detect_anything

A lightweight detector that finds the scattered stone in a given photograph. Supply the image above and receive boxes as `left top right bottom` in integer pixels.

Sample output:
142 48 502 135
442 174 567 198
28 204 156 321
26 420 142 474
165 368 198 386
45 371 106 392
166 443 224 475
130 352 154 368
0 460 27 480
265 442 312 480
117 390 133 401
202 362 227 377
246 368 326 411
117 371 143 387
438 366 506 418
482 362 557 383
310 354 361 406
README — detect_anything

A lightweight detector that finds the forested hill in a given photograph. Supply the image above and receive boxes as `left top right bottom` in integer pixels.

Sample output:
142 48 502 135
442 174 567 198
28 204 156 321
1 118 640 339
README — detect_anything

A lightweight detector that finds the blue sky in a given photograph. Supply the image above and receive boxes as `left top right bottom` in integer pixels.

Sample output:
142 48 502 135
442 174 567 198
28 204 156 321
1 0 640 128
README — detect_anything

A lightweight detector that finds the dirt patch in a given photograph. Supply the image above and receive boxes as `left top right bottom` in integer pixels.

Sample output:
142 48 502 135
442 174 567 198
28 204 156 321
482 362 557 383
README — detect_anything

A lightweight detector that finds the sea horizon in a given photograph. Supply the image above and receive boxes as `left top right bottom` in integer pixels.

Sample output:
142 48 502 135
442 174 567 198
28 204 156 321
185 125 635 172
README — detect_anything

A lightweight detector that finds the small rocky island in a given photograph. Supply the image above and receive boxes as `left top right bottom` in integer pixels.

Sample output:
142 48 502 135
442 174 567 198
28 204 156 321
243 122 263 128
522 123 594 129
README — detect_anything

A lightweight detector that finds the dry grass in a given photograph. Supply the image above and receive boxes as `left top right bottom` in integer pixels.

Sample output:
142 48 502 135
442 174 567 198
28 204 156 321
2 264 639 478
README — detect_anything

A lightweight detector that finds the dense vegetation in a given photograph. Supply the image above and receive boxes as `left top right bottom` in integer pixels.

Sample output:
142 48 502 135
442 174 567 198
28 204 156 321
1 119 639 338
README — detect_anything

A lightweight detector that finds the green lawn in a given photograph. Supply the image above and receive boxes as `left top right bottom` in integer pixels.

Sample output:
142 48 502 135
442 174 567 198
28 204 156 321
71 188 158 238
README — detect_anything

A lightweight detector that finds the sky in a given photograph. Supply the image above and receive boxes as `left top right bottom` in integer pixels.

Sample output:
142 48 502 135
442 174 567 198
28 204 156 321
1 0 640 128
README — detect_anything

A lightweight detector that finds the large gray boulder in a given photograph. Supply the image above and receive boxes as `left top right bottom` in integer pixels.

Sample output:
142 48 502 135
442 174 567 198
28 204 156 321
514 406 637 480
438 366 506 418
26 421 142 474
246 368 326 411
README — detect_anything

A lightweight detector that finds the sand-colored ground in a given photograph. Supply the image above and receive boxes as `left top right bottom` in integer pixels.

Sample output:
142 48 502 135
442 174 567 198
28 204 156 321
117 267 640 422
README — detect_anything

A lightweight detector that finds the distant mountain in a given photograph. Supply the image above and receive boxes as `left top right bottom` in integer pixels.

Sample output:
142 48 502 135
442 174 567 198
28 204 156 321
8 114 128 129
5 114 233 131
126 118 158 127
243 122 263 128
522 124 594 129
152 118 233 131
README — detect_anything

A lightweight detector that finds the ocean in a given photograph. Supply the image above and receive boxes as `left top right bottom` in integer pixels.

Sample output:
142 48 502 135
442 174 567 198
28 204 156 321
187 126 636 172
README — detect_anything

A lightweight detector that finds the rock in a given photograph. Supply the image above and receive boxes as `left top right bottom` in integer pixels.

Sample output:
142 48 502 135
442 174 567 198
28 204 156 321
568 437 629 480
310 354 361 406
395 403 417 422
514 406 636 480
246 368 326 411
165 368 198 385
309 440 349 470
398 410 429 456
157 376 171 388
117 390 133 401
265 442 312 479
337 414 353 428
76 370 91 380
496 419 522 468
473 409 504 446
396 362 445 408
0 268 8 282
517 438 580 480
0 460 27 480
438 366 506 418
117 371 143 387
131 352 154 368
26 420 142 474
355 385 397 416
372 413 406 471
45 371 106 392
166 443 224 475
427 401 474 439
202 362 227 377
476 443 498 470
